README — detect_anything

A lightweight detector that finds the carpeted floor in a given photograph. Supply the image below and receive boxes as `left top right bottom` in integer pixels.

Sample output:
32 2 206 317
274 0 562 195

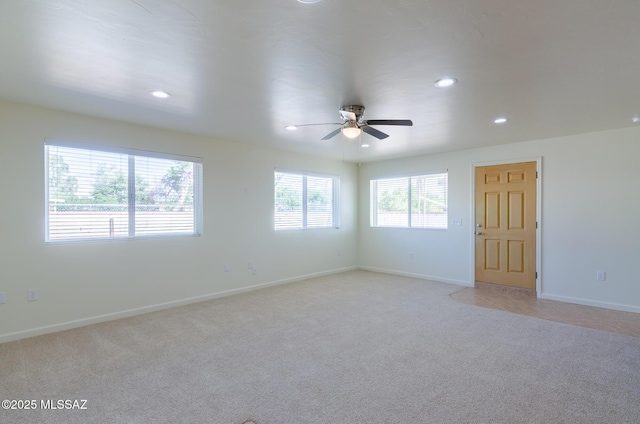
1 270 639 423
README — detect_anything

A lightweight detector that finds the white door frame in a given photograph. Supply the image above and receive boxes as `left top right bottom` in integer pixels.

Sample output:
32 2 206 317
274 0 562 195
470 157 543 295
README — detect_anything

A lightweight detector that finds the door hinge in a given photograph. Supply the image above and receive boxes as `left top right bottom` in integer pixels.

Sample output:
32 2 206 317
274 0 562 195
536 171 538 178
536 272 538 279
536 222 538 229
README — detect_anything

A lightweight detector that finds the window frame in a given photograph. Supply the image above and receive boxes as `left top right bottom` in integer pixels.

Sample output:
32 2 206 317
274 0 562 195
274 168 340 231
370 170 448 229
45 140 203 242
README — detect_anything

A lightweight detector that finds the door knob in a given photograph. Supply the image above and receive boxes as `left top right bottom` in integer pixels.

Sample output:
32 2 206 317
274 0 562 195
475 231 483 235
476 223 482 227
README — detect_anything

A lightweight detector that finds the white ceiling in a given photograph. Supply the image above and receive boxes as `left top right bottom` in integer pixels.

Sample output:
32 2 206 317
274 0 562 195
1 0 639 162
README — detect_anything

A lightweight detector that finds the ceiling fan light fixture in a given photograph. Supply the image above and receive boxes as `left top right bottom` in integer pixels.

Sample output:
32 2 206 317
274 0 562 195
434 77 457 88
342 125 361 139
342 120 361 139
493 117 509 124
285 125 298 130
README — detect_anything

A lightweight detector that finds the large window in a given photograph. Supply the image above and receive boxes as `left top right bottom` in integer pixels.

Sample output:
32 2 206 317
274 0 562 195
274 169 339 230
46 142 203 241
370 171 448 229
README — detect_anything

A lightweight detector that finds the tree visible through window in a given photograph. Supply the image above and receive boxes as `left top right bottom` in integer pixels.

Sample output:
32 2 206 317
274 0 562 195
370 172 448 228
274 170 339 230
45 143 202 241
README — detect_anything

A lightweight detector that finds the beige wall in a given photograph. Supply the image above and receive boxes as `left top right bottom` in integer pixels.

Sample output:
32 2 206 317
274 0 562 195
2 98 639 343
358 126 640 312
0 101 359 342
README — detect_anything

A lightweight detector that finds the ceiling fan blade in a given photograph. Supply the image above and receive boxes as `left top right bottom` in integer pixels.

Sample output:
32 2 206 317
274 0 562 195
365 119 413 126
339 110 357 121
362 126 389 140
321 128 342 140
291 122 342 128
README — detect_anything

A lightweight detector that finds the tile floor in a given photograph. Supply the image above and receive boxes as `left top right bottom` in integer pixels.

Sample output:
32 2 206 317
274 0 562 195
450 282 640 338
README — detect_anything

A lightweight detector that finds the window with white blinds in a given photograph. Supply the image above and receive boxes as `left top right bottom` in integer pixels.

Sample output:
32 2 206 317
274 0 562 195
45 142 203 241
370 172 448 229
274 169 339 230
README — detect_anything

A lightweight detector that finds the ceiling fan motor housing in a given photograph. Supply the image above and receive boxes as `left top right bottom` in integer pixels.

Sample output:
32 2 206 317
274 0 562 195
340 105 366 122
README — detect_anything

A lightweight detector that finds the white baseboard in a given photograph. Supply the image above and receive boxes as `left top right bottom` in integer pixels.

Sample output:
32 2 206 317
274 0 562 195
358 266 472 287
0 266 358 344
539 293 640 314
6 267 634 344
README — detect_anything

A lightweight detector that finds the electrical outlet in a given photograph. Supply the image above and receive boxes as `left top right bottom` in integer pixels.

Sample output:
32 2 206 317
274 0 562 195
596 271 606 281
28 289 38 302
248 261 254 269
409 252 414 260
224 263 230 272
252 267 257 275
0 292 6 304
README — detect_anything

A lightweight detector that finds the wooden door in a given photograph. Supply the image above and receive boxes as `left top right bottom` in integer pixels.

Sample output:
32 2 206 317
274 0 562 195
475 162 537 289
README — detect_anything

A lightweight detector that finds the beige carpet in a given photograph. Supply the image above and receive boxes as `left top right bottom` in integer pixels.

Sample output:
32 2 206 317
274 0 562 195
1 270 639 423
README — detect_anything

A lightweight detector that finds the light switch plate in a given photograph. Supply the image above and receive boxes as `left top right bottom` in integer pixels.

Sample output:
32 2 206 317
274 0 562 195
0 292 6 304
28 289 38 302
452 218 463 226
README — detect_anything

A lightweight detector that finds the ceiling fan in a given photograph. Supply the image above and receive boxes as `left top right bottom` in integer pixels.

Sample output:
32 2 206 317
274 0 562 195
287 105 413 141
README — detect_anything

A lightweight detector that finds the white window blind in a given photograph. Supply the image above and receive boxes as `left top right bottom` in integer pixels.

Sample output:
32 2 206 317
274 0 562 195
45 143 203 241
371 177 409 227
274 172 304 230
274 170 339 230
370 172 448 229
306 175 335 228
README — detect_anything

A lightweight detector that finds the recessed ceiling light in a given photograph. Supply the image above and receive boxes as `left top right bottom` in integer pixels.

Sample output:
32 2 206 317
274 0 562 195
360 141 370 148
297 0 321 3
493 117 509 124
633 116 640 123
151 90 171 99
285 125 298 130
434 78 457 88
